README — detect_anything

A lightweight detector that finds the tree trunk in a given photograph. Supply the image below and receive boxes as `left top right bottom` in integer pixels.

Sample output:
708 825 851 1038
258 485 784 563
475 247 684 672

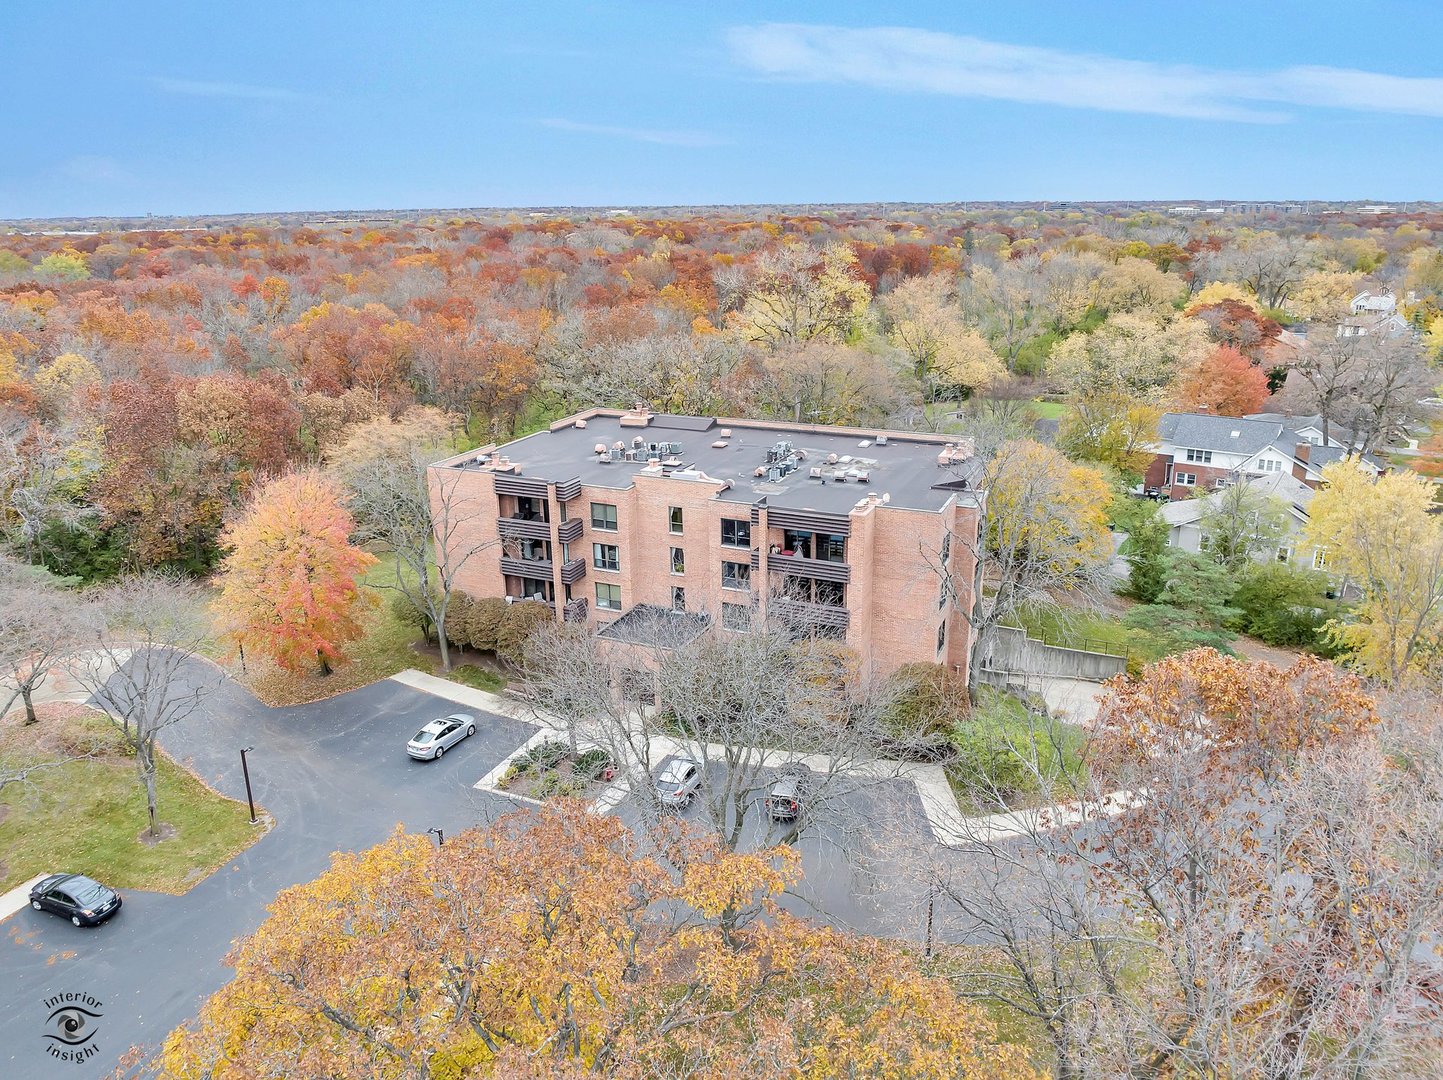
317 651 332 677
139 754 160 838
21 686 37 726
437 627 452 672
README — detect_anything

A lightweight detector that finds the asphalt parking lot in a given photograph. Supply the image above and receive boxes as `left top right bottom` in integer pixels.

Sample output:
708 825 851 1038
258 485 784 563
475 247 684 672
0 662 536 1079
1 666 945 1078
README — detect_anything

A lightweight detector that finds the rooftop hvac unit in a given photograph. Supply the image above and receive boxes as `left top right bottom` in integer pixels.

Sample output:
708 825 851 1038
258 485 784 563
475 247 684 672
875 435 888 446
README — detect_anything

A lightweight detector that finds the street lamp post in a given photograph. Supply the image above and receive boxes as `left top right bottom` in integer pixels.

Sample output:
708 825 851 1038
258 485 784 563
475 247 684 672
427 827 445 847
240 746 258 825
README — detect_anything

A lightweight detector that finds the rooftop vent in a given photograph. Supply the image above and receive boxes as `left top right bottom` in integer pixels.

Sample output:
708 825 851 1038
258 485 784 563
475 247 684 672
575 419 588 429
875 434 889 446
593 443 608 456
619 402 654 428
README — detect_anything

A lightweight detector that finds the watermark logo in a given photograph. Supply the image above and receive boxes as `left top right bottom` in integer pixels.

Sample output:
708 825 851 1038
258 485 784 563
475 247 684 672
42 992 103 1065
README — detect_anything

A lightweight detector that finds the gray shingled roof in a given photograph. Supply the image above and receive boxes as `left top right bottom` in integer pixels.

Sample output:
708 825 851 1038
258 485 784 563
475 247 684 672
1158 413 1297 457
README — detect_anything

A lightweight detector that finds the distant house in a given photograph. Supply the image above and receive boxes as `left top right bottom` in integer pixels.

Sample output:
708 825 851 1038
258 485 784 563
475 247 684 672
1160 469 1332 572
1350 291 1397 317
1144 412 1382 501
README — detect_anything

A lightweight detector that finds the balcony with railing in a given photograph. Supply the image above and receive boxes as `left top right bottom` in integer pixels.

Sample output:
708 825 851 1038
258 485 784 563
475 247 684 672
767 551 850 583
556 517 584 543
559 558 587 585
500 555 553 579
771 597 850 631
497 515 551 541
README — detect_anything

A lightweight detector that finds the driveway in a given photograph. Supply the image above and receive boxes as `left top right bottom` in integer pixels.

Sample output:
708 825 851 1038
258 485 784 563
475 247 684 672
0 659 536 1079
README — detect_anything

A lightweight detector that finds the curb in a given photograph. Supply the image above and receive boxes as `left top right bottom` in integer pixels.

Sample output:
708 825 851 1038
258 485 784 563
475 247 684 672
0 875 48 923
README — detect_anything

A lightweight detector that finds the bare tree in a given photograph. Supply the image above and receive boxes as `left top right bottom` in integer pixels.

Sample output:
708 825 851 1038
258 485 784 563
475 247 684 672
1284 332 1430 451
331 412 498 671
523 611 909 854
75 574 217 838
0 558 82 725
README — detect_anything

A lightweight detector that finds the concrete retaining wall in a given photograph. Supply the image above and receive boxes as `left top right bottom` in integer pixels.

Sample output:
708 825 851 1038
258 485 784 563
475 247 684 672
982 625 1127 682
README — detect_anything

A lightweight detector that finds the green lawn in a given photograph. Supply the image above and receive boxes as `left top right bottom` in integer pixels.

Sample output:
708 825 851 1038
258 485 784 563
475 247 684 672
1030 398 1068 420
1005 602 1173 673
945 688 1088 812
0 712 264 894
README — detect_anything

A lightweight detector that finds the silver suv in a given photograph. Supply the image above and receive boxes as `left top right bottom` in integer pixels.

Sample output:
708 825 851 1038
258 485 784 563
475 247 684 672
655 756 703 809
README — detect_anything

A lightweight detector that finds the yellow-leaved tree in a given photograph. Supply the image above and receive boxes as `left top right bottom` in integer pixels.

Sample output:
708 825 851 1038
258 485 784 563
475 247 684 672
213 470 378 676
882 273 1005 398
160 803 1040 1080
1305 461 1443 685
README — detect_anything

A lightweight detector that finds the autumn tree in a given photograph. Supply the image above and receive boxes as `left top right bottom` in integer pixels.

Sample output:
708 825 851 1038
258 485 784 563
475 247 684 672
1173 343 1270 417
213 471 378 676
1056 392 1160 476
881 273 1004 399
1306 461 1443 685
730 243 871 347
1200 480 1288 569
524 619 908 853
161 803 1038 1080
1048 311 1210 402
938 440 1114 694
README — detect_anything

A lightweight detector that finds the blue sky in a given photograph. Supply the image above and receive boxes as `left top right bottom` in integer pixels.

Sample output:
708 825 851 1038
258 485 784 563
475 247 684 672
4 1 1442 217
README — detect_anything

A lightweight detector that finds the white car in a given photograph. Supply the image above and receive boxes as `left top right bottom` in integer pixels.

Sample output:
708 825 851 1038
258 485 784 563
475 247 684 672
406 714 477 760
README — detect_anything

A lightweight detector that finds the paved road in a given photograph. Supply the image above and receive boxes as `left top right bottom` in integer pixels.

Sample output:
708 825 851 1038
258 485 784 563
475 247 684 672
0 662 946 1078
1 660 536 1080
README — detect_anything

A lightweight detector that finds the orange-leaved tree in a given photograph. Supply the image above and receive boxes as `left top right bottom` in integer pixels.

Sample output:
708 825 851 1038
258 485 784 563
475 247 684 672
160 802 1040 1080
213 471 377 676
1173 344 1270 417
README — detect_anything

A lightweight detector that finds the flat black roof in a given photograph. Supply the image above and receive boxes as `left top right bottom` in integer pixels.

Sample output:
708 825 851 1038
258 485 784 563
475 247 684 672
449 412 980 515
597 604 712 648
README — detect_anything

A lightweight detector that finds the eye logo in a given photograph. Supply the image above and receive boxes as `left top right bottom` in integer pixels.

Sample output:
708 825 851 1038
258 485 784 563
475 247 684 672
46 1005 101 1046
39 992 104 1064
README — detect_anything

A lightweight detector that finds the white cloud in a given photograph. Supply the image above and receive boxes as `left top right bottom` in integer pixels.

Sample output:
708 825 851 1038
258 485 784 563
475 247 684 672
539 118 725 147
149 76 303 101
726 23 1443 123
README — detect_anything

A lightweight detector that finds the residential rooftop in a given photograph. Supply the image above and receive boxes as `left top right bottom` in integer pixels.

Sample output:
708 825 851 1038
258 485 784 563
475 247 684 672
437 407 983 515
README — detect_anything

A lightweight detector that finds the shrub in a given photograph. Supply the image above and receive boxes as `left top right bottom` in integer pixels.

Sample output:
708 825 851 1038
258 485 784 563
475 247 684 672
467 597 510 653
496 600 554 665
883 663 968 742
948 690 1084 803
443 592 474 648
572 748 613 781
1228 562 1338 651
519 740 569 772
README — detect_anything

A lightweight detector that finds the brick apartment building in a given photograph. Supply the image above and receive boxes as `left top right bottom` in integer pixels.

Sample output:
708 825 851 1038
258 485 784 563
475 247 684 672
428 406 983 679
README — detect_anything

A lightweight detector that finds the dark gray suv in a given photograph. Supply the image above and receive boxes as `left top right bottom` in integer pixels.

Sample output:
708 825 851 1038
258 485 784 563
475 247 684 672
764 765 812 821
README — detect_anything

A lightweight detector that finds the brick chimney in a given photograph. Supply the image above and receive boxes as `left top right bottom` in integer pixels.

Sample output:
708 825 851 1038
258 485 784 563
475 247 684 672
1292 442 1311 483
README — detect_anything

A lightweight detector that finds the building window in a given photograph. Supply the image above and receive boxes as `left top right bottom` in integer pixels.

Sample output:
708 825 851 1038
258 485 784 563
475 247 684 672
1257 458 1282 473
1184 448 1213 464
722 561 751 590
720 519 751 548
936 621 947 653
592 543 619 571
590 502 617 531
670 547 685 574
722 602 750 631
1176 473 1196 487
1313 548 1330 570
671 586 686 611
940 530 951 565
669 506 684 534
818 533 846 562
595 582 621 611
1277 546 1292 563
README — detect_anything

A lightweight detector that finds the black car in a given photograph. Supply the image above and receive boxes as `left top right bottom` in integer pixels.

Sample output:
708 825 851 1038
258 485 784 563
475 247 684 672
29 874 123 927
765 765 812 821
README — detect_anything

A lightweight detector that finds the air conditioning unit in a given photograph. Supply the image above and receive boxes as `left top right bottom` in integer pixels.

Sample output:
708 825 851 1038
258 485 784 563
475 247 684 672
505 596 517 604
